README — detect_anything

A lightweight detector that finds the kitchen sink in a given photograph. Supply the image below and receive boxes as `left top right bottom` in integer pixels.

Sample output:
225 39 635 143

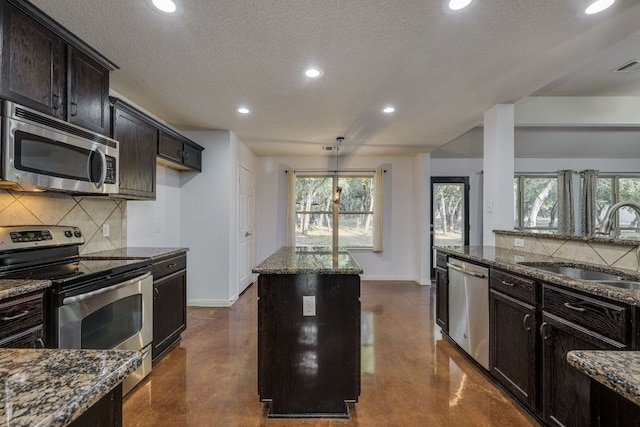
519 263 625 281
520 262 640 290
592 280 640 291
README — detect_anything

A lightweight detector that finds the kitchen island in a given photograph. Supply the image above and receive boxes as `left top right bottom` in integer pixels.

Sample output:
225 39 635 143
252 246 362 418
0 348 142 426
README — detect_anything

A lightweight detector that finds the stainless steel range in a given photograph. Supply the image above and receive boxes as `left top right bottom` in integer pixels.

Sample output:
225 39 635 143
0 225 152 395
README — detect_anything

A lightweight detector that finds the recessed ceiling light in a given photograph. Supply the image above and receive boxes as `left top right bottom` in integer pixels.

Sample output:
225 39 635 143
382 106 395 114
447 0 473 11
237 107 250 114
585 0 615 15
304 68 324 78
146 0 183 15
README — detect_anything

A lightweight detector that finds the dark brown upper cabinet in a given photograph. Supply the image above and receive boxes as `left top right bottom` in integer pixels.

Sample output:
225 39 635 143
158 130 203 172
0 0 117 135
111 100 157 200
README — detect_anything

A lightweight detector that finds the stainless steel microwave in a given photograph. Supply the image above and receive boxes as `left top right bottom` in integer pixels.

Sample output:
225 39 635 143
0 100 119 194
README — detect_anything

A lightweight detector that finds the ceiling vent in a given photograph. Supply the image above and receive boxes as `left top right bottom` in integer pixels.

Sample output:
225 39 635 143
612 60 640 72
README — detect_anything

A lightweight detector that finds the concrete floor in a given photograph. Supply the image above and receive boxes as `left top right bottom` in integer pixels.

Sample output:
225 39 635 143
123 281 539 426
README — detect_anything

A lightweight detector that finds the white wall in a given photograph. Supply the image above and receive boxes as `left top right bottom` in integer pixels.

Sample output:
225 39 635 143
255 156 418 282
127 166 182 246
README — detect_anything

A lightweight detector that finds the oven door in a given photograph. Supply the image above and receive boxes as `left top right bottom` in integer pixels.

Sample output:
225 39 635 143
1 101 118 194
58 272 152 351
57 272 153 395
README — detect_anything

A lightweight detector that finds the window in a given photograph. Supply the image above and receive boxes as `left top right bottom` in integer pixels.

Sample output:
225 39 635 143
595 176 640 238
294 175 374 248
514 175 558 232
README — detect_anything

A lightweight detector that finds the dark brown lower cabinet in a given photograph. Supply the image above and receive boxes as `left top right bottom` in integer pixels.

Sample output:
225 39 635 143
152 255 187 363
489 290 537 412
435 266 448 333
69 384 122 427
541 313 625 427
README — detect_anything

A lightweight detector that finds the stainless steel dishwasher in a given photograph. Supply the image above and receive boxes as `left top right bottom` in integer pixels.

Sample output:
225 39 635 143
447 257 489 370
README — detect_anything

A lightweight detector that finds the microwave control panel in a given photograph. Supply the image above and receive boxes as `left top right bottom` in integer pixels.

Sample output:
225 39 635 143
105 155 117 184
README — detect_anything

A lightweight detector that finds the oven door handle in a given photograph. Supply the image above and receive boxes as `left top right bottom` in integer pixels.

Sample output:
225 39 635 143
62 271 151 305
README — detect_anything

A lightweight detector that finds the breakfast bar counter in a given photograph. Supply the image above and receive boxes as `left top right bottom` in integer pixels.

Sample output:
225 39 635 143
253 247 362 418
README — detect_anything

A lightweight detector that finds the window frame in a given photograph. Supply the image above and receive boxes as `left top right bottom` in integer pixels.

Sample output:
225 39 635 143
294 174 375 249
595 175 640 238
514 174 559 232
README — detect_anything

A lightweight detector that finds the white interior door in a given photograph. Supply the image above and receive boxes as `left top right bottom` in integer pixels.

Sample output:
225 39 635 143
238 165 256 294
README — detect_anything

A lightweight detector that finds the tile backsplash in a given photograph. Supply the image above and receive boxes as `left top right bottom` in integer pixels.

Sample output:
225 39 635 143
0 190 126 254
495 231 640 272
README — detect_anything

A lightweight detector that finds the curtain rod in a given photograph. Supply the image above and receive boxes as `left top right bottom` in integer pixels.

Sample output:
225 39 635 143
286 169 386 173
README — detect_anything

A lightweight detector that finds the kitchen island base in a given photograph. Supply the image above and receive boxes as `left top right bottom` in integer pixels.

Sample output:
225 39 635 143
257 273 360 418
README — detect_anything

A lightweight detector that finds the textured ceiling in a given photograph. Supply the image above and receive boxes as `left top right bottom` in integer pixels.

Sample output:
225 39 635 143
29 0 640 157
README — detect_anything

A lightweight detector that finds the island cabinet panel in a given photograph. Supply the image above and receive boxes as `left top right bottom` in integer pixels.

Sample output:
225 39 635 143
541 313 625 427
258 274 360 417
68 384 122 427
112 103 157 199
152 254 187 363
0 2 65 119
489 289 537 412
591 380 640 427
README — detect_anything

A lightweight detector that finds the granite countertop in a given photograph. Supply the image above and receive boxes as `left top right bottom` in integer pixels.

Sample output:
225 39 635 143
567 350 640 406
82 247 189 261
494 229 640 246
436 246 640 306
0 348 142 427
0 279 51 301
252 246 363 274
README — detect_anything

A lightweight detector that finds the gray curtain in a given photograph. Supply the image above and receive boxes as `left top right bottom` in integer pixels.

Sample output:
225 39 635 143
557 170 575 235
582 169 599 236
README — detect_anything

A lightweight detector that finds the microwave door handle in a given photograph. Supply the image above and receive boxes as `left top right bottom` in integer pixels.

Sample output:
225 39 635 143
94 147 107 190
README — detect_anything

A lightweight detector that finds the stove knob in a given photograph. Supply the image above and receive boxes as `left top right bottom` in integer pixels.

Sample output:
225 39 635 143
64 230 73 238
74 231 82 238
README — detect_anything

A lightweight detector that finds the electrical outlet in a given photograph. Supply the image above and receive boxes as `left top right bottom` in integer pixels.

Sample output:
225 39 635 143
303 296 316 316
514 238 525 248
102 224 109 237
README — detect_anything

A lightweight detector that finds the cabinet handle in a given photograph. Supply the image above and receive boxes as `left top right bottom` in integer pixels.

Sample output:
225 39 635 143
501 280 515 287
2 310 29 321
35 338 45 348
52 94 61 109
540 322 549 340
70 102 78 116
522 313 532 331
563 302 586 312
167 263 177 268
154 288 159 299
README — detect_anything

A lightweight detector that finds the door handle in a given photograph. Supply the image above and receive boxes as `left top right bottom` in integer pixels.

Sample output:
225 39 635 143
245 232 252 237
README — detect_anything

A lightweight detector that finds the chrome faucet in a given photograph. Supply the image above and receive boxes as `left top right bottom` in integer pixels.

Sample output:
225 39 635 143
595 201 640 235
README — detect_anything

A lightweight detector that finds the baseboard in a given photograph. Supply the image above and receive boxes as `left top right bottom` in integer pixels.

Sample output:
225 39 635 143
187 299 233 307
360 274 418 282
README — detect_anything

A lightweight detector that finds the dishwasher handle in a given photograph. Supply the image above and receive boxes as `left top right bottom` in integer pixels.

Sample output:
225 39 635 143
447 262 487 279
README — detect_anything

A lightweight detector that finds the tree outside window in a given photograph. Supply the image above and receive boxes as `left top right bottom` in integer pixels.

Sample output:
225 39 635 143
514 176 558 231
295 175 374 248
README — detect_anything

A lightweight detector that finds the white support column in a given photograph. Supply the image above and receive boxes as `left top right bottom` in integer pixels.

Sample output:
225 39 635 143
414 153 431 285
483 105 514 246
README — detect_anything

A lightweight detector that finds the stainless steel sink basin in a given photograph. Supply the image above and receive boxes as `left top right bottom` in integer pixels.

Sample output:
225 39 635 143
593 280 640 291
519 262 640 290
520 263 625 281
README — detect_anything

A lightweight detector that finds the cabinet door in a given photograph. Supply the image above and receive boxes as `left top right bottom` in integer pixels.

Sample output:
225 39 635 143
113 107 157 199
490 290 537 411
435 267 448 333
153 270 186 362
158 132 183 164
541 313 625 427
0 3 65 118
68 47 110 134
182 143 202 171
